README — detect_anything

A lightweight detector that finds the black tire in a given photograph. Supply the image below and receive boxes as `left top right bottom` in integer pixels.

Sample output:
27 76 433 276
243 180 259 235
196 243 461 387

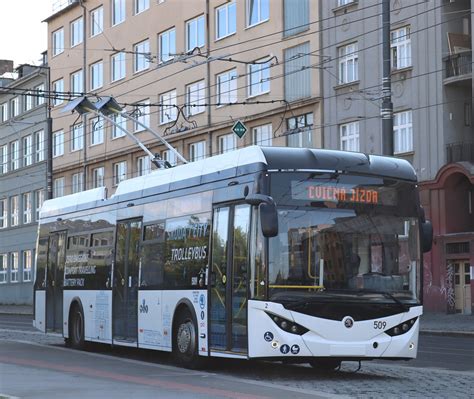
68 304 85 350
172 308 203 369
309 359 341 372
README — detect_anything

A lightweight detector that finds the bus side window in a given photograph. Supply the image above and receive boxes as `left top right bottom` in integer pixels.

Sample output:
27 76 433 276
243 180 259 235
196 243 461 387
140 222 165 289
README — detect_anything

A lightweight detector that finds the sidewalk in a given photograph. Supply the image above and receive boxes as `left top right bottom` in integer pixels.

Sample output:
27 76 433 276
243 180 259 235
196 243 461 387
0 305 473 336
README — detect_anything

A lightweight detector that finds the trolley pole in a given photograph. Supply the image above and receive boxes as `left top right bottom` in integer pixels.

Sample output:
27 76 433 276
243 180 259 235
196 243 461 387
381 0 393 156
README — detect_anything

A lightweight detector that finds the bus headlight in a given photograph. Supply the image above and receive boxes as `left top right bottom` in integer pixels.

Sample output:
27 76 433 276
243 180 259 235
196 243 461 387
265 312 309 335
385 317 417 337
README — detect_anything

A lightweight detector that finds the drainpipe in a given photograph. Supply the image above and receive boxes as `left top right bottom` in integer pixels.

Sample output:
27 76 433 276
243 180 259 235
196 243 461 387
206 0 212 158
80 0 88 188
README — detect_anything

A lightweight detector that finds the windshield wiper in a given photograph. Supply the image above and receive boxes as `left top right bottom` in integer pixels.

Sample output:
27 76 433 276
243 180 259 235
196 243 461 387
354 289 410 312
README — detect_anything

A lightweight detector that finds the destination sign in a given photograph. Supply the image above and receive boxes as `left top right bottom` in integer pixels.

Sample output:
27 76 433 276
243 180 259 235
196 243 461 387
291 181 380 205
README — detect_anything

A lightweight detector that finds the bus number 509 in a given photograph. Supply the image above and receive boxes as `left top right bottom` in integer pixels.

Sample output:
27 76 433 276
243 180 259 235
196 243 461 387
373 321 387 329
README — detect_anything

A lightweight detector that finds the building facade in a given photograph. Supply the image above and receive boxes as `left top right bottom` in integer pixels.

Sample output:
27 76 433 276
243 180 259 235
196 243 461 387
0 62 49 305
321 0 473 313
44 0 322 199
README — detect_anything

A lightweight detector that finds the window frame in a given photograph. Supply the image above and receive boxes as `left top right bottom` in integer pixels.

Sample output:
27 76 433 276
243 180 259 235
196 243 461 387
10 252 18 283
70 16 84 48
0 199 7 229
22 192 32 224
137 155 151 176
338 42 359 85
10 140 19 170
134 0 149 15
35 189 44 221
53 177 65 198
0 254 6 283
35 130 45 162
90 6 104 37
215 1 237 40
391 26 412 70
339 120 360 152
10 195 19 227
134 39 150 73
113 161 127 186
186 15 205 52
52 130 64 158
52 78 64 106
90 116 104 146
252 123 272 146
133 100 150 132
22 250 32 282
70 69 84 94
189 141 206 162
247 0 269 28
186 80 206 116
92 166 105 188
159 90 177 125
22 135 33 167
218 133 236 154
159 28 176 63
52 28 64 57
72 172 84 194
90 60 104 90
112 0 126 26
111 52 126 82
216 69 237 105
393 110 413 154
71 123 84 152
248 57 271 97
0 145 7 174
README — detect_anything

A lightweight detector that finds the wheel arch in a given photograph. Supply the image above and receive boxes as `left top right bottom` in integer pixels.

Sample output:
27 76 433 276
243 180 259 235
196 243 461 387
172 298 198 340
67 296 84 338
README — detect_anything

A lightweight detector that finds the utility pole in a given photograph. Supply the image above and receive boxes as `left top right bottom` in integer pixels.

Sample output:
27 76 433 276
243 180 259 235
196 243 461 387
381 0 393 156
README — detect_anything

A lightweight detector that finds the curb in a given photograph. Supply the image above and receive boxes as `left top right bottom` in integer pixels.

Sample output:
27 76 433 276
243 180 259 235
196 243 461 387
420 330 474 338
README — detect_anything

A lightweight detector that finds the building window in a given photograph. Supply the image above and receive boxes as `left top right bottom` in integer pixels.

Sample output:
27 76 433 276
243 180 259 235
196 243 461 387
23 250 32 282
92 167 105 188
134 39 150 72
1 102 8 122
35 130 45 162
35 189 44 221
90 6 103 37
54 177 65 198
113 161 127 185
10 140 19 170
112 113 126 138
24 91 33 112
71 124 84 151
0 199 7 228
340 121 360 151
159 28 176 63
90 116 104 145
186 80 205 116
217 69 237 105
52 79 64 106
11 97 20 118
284 42 311 101
189 141 206 162
248 58 271 97
23 135 33 167
22 192 32 224
0 145 7 174
338 0 356 5
0 254 6 283
34 84 45 106
137 156 151 176
159 90 177 124
186 15 205 52
338 42 358 84
394 110 413 154
286 112 313 147
10 196 19 227
112 0 126 25
391 26 411 70
247 0 269 27
283 0 309 37
253 124 272 146
52 28 64 56
71 17 84 47
10 253 18 283
111 52 126 81
72 172 84 194
71 70 83 94
134 0 149 15
162 149 177 166
133 100 150 131
219 133 236 154
90 61 103 90
216 1 236 40
53 130 64 157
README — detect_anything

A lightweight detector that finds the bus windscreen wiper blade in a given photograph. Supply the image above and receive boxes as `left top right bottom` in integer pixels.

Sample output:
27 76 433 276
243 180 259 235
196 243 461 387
355 289 410 312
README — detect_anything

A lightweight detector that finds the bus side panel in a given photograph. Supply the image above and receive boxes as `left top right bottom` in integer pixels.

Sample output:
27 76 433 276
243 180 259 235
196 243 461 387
34 290 46 333
247 300 312 359
138 290 208 355
63 290 112 343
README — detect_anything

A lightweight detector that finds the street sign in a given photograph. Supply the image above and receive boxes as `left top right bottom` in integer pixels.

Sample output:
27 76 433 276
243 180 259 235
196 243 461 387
232 120 247 138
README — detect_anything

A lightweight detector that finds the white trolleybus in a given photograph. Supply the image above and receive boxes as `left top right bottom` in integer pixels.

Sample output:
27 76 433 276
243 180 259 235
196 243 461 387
33 146 432 370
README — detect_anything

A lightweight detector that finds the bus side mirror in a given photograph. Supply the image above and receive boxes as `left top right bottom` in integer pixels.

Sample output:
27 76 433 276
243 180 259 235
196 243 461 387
421 220 433 253
245 193 279 238
260 202 278 238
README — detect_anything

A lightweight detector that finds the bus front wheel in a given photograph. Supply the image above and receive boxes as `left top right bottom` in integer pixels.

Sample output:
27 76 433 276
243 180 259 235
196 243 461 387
68 304 85 350
173 308 202 369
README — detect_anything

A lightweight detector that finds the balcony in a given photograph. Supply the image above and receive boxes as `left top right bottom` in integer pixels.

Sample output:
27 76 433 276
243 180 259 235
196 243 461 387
443 51 472 86
446 142 474 163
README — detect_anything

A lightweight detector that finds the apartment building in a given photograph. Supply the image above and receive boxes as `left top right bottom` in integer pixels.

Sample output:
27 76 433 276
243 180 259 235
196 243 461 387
44 0 322 198
0 61 49 305
321 0 473 314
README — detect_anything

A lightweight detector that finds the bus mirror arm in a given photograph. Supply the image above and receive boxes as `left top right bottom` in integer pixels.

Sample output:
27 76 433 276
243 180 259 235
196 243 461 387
245 194 279 238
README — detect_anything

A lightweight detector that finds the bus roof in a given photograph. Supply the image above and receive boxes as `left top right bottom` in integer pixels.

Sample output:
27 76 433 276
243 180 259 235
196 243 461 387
40 146 416 219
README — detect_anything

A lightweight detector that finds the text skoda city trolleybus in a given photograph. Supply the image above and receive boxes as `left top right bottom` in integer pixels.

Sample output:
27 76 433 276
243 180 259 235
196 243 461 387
34 146 432 370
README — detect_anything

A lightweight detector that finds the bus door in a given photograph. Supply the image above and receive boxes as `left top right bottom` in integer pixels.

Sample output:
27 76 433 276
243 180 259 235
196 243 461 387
209 204 251 354
46 231 67 332
113 219 142 343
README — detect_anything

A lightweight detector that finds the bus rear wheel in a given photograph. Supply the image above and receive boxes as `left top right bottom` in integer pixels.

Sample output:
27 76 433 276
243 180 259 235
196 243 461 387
309 359 341 372
68 304 85 350
173 308 202 369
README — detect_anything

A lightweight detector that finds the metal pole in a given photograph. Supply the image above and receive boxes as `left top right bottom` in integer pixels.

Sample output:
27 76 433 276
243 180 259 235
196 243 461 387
381 0 393 156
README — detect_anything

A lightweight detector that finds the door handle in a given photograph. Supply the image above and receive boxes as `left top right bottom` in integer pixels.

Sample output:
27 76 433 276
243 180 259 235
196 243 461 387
121 278 125 286
222 274 227 284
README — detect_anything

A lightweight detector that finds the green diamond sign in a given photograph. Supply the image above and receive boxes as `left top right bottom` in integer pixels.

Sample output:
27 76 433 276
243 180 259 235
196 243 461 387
232 120 247 139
